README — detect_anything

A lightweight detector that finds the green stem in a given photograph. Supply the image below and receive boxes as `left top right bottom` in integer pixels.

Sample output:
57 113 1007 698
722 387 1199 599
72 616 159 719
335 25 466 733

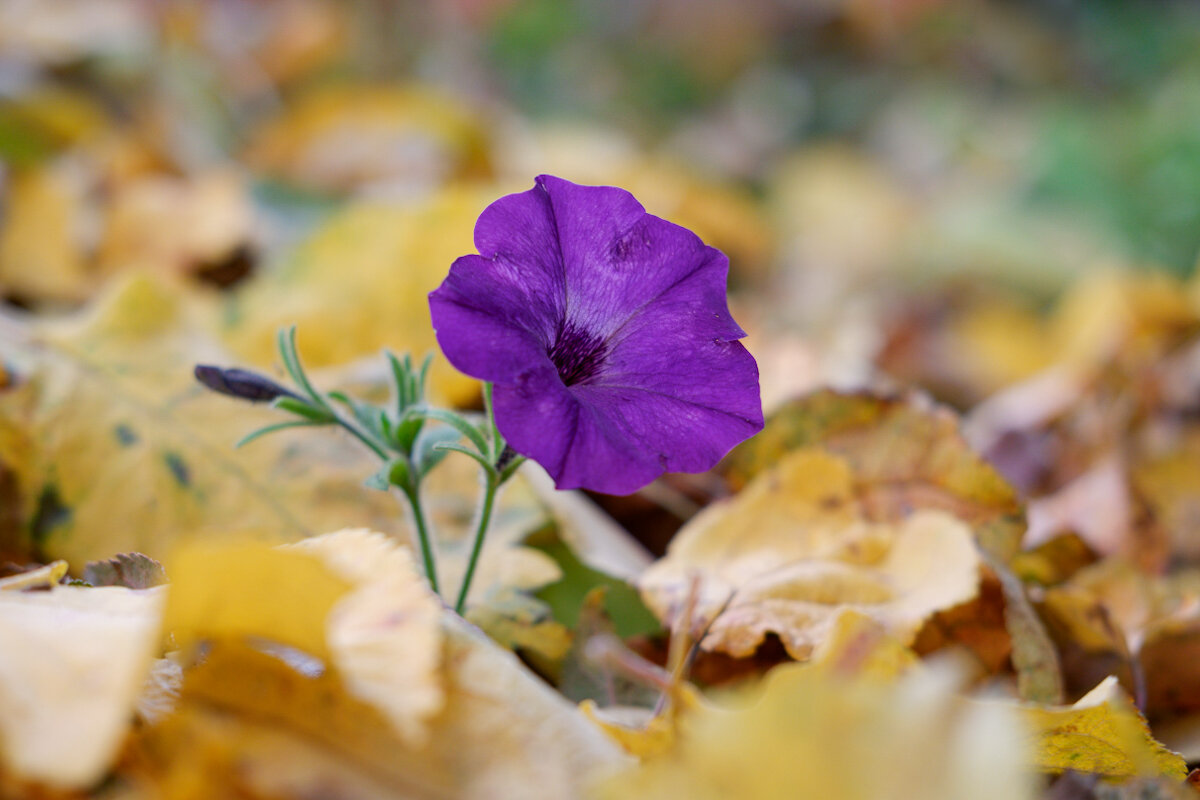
402 484 441 595
482 382 499 459
455 472 497 614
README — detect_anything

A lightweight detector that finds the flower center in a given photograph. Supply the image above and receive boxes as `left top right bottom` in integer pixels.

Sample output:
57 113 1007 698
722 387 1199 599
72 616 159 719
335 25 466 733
548 321 607 387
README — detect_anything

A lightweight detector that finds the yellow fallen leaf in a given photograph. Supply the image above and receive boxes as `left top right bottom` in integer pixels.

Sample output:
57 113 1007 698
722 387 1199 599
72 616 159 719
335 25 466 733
222 185 495 405
288 529 445 746
640 449 982 659
723 389 1026 562
593 659 1033 800
164 539 352 660
0 584 163 789
0 162 93 305
243 84 491 193
0 274 482 565
1024 676 1186 781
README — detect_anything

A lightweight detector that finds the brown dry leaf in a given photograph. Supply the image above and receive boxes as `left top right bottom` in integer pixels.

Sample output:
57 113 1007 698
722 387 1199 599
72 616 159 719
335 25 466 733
82 552 167 589
1025 676 1186 781
912 570 1014 680
639 448 983 660
0 584 163 789
592 659 1033 800
221 185 493 405
243 84 491 193
723 389 1026 562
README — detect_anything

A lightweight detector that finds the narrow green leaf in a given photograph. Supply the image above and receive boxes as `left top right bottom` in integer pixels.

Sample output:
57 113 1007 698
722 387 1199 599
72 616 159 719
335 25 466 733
235 419 323 448
272 396 335 422
420 408 488 454
432 442 494 472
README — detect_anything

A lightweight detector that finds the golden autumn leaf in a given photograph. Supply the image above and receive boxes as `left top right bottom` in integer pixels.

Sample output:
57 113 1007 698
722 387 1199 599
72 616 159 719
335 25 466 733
287 529 446 746
1024 676 1186 781
0 584 163 789
0 162 93 305
164 539 353 660
221 185 497 405
142 534 624 800
722 389 1026 562
0 275 407 564
639 448 983 660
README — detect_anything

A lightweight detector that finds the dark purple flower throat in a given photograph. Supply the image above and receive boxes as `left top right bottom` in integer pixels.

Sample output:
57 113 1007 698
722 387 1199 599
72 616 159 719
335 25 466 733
548 321 607 387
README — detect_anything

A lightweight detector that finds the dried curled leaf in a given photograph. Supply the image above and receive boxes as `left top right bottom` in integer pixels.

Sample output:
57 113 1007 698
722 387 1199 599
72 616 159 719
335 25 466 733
82 552 166 589
287 529 445 746
639 449 983 659
0 585 164 789
166 538 353 660
723 389 1025 562
139 532 624 800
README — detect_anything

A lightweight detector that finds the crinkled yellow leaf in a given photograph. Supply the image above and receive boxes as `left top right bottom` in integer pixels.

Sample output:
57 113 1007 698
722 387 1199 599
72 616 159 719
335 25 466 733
0 585 163 789
222 185 494 405
640 449 982 659
287 529 445 746
587 612 917 762
1024 676 1186 781
593 660 1033 800
165 539 352 660
723 389 1026 562
806 609 919 680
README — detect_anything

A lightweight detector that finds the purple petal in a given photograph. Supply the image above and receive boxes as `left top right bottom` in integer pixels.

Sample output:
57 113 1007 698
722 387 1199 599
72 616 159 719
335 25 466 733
536 176 722 337
429 252 559 383
492 367 665 495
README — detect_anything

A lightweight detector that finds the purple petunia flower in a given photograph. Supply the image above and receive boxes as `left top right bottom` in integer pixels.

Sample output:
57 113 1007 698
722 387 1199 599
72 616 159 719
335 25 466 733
428 175 763 495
